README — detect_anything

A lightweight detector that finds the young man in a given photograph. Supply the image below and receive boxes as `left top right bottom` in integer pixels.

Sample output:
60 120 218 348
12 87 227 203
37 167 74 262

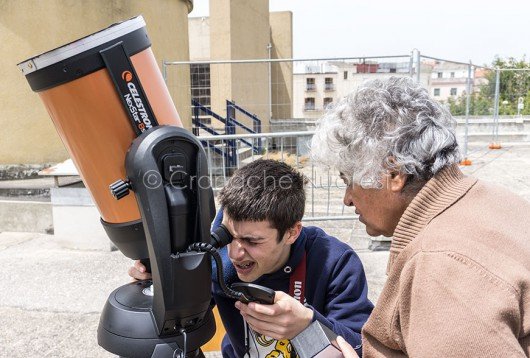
131 159 373 357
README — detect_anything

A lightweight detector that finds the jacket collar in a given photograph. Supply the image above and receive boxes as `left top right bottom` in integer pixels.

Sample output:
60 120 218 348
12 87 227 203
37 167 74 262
388 164 477 271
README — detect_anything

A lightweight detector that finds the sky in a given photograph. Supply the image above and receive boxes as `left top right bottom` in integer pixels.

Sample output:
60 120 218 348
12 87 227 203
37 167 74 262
188 0 529 66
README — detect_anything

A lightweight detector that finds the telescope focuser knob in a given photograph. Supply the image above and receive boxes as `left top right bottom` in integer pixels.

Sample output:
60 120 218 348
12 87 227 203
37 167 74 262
109 179 131 200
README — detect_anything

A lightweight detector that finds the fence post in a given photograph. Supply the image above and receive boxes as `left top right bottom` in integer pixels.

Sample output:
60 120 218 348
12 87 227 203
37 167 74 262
267 43 273 120
416 50 421 83
257 121 262 152
409 50 414 78
461 61 473 165
490 68 502 149
162 60 167 84
226 100 237 168
192 101 199 136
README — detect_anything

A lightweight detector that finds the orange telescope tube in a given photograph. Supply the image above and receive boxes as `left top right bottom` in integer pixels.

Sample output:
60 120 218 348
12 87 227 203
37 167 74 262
18 16 182 228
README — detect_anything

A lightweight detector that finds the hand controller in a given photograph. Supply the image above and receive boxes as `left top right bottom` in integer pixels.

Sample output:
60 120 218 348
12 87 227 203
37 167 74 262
231 283 275 305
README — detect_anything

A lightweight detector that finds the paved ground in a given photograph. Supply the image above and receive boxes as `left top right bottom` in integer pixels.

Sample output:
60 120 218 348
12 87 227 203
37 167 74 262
1 143 529 357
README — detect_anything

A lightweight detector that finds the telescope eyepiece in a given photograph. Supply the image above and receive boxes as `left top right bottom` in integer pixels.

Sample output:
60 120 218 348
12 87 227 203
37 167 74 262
210 224 232 248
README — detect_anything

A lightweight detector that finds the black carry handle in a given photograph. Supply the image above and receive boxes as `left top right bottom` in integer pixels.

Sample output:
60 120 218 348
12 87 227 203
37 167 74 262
100 42 159 136
101 43 159 273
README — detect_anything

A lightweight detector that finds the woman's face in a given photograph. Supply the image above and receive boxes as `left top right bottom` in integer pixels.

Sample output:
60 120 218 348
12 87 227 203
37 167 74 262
341 173 409 237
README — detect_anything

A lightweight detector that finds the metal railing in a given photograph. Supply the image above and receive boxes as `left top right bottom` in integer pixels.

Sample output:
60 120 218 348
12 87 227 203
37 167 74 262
192 100 262 170
226 100 262 151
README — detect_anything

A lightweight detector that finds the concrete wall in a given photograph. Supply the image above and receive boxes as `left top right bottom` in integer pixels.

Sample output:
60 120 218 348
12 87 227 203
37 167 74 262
0 199 52 233
51 188 111 251
210 0 271 131
189 17 211 60
1 0 193 165
270 11 293 120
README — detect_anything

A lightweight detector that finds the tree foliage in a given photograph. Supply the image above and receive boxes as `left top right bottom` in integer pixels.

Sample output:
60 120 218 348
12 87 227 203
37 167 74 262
446 57 530 116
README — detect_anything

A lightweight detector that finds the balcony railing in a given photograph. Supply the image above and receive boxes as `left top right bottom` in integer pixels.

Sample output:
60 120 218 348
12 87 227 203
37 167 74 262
303 104 317 111
324 83 335 91
306 83 316 91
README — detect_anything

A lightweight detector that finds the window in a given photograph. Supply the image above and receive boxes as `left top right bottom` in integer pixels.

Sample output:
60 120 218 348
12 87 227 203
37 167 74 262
190 64 212 128
450 88 457 96
437 72 443 78
450 72 455 78
304 98 315 111
324 77 334 91
323 97 333 108
190 64 211 107
306 78 316 91
434 88 440 96
343 71 348 80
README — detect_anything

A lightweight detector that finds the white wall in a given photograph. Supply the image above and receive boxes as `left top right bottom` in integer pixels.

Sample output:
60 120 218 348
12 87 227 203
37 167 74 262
189 17 211 61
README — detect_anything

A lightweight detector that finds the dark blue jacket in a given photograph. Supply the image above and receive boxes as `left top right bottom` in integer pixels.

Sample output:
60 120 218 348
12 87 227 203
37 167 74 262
211 214 374 357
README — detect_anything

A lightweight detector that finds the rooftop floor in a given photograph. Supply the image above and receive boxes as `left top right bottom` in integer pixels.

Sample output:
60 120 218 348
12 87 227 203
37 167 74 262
1 143 529 357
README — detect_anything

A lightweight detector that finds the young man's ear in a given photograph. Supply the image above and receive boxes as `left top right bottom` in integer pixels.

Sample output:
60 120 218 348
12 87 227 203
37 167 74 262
284 221 303 245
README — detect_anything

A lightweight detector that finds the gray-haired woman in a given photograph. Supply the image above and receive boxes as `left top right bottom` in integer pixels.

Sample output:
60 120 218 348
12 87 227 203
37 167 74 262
311 77 530 357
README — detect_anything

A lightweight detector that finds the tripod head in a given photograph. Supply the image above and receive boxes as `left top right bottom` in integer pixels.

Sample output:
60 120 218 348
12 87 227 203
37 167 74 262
98 125 217 357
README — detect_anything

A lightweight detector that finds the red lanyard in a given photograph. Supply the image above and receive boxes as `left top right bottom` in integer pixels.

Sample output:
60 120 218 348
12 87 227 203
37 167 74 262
244 252 307 357
289 252 307 304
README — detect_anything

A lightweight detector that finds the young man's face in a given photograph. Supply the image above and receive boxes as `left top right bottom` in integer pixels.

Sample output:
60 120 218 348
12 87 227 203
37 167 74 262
222 212 300 282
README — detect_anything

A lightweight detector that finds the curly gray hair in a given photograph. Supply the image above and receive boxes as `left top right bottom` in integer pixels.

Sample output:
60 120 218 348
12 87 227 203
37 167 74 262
311 77 461 189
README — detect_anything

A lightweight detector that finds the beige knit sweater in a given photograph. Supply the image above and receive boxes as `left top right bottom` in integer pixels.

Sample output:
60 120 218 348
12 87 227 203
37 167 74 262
361 164 530 357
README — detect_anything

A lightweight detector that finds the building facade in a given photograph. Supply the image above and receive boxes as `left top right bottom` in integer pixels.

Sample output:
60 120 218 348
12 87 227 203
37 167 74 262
292 59 489 120
293 60 431 119
430 62 472 101
1 0 193 165
187 1 293 132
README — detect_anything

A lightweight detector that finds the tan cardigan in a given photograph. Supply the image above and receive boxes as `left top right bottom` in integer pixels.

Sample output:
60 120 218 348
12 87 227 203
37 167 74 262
362 165 530 357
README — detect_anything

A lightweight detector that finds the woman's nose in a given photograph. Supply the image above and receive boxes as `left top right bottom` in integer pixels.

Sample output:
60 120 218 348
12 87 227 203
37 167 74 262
343 188 354 207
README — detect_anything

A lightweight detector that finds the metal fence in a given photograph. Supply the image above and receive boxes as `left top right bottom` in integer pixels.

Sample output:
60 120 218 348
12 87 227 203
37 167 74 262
197 130 357 222
417 54 530 159
165 55 421 132
161 51 530 234
164 53 529 153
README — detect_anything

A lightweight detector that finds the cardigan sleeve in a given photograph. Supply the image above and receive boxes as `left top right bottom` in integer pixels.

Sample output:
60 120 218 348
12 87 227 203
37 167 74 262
395 251 525 357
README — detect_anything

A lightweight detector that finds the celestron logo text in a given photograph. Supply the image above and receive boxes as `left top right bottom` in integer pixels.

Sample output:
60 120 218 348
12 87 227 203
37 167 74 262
122 72 153 132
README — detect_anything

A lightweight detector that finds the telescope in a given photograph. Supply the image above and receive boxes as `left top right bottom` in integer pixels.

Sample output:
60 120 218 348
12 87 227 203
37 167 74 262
18 16 237 357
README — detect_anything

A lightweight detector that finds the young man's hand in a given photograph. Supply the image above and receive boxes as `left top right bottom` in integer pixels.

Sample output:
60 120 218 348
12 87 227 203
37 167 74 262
235 290 313 340
336 336 359 357
128 260 152 281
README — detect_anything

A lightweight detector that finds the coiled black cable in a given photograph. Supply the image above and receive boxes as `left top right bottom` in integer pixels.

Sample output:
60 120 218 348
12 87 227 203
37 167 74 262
187 241 247 301
172 328 187 358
